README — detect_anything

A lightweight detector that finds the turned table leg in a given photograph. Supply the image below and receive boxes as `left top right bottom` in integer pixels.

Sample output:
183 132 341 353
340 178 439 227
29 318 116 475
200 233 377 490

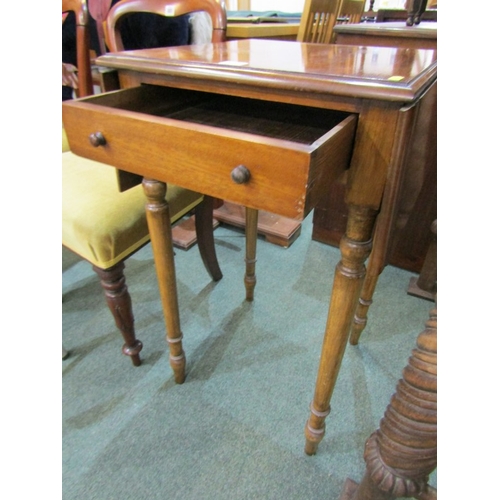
244 207 258 302
142 178 186 384
339 306 437 500
93 262 143 367
305 205 378 455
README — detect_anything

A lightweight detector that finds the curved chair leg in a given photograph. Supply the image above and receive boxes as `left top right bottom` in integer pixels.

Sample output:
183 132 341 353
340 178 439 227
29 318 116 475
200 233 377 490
194 195 223 282
93 262 143 367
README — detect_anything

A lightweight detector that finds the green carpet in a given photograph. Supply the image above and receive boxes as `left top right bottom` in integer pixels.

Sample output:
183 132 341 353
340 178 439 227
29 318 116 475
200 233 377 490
62 213 435 499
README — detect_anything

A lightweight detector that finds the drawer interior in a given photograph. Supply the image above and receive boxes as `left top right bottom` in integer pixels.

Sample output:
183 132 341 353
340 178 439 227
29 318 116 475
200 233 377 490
88 85 352 145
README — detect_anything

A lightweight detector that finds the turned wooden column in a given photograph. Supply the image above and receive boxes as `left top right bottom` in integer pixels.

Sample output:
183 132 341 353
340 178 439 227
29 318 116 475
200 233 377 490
305 205 378 455
93 262 143 367
340 306 437 500
142 178 186 383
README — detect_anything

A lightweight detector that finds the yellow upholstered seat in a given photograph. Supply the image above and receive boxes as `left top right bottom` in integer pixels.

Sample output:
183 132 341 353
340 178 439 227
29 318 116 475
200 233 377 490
62 150 203 269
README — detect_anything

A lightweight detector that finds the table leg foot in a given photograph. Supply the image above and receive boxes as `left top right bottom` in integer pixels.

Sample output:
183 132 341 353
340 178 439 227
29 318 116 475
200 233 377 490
304 419 325 455
169 351 186 384
244 207 258 301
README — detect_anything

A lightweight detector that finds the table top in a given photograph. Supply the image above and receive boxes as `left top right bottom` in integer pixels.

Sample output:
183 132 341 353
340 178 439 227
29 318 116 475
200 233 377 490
97 39 437 103
334 21 437 39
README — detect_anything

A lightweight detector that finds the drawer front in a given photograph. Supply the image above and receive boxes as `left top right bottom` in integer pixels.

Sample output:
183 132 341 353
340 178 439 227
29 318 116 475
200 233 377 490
62 86 357 220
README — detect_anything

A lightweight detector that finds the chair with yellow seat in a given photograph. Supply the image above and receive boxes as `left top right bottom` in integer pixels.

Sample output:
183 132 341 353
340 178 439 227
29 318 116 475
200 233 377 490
62 0 222 366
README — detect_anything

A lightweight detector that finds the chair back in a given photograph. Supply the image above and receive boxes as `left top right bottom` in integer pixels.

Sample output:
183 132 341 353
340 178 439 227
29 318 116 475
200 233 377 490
337 0 365 24
88 0 115 54
62 0 94 96
297 0 342 44
105 0 227 52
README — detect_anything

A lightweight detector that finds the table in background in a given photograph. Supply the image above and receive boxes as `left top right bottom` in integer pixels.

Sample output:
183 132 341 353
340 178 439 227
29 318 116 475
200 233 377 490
63 39 437 455
227 21 299 41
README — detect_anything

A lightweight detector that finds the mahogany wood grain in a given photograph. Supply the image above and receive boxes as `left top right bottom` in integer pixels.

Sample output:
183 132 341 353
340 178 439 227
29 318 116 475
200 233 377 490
63 39 437 453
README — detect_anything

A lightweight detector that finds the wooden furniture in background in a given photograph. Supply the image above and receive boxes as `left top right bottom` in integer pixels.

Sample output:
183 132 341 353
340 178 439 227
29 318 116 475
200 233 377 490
337 0 365 24
332 21 437 49
375 8 437 23
406 0 429 26
63 0 93 97
407 220 437 301
312 22 437 345
62 0 222 366
340 305 437 500
226 21 299 41
297 0 342 43
62 39 436 453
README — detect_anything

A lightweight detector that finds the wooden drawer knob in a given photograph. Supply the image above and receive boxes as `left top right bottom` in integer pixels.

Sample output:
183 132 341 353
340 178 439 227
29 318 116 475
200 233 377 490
231 165 251 184
89 132 106 147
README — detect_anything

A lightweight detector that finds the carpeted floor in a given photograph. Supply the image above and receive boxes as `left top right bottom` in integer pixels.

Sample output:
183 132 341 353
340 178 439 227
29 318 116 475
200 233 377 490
62 213 436 499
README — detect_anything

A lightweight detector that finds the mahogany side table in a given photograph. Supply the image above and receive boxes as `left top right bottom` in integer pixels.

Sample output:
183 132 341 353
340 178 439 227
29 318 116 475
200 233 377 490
62 39 437 455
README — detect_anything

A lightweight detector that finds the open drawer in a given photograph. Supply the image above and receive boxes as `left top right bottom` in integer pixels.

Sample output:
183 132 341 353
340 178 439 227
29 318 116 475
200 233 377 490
62 85 357 220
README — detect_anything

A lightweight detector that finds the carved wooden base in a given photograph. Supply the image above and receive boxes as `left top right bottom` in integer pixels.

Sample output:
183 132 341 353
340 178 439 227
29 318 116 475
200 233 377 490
214 201 302 248
339 306 437 500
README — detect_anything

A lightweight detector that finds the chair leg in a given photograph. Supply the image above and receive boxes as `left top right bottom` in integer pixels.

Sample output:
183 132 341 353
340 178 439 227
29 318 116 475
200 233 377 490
93 262 143 367
194 195 223 282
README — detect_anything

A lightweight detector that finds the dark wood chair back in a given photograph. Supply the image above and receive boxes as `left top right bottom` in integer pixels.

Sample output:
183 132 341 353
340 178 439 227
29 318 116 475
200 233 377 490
105 0 227 52
62 0 93 97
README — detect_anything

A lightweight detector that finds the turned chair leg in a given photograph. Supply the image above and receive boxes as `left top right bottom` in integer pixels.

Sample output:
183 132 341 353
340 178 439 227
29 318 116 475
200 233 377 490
194 195 223 282
339 306 437 500
93 262 143 367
